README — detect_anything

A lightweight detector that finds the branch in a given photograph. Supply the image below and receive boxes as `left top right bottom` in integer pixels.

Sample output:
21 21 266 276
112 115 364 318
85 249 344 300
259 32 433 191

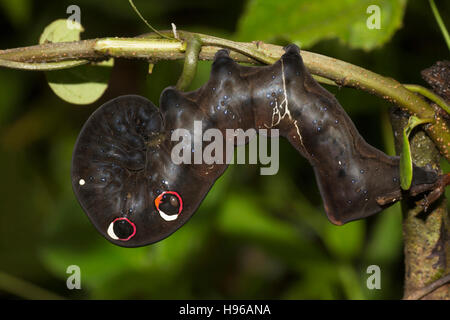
1 30 449 160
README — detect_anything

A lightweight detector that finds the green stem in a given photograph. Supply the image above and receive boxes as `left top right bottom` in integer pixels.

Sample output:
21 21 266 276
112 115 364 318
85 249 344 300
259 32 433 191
0 59 88 71
404 84 450 114
176 35 202 91
194 32 276 64
312 74 337 86
0 39 100 62
429 0 450 51
94 37 186 58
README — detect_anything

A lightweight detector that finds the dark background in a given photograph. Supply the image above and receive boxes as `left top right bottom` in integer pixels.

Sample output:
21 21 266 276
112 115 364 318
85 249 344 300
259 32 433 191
0 0 448 299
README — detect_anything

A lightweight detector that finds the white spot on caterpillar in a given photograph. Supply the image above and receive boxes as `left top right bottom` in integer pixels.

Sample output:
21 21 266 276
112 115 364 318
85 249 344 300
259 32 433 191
158 209 179 221
79 179 85 186
107 221 119 240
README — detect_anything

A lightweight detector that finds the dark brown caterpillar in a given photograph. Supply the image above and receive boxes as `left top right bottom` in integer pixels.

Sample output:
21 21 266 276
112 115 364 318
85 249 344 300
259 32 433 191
71 44 438 247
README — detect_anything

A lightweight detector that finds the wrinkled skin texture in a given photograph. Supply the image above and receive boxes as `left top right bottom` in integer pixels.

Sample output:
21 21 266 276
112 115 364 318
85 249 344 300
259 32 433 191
72 44 438 247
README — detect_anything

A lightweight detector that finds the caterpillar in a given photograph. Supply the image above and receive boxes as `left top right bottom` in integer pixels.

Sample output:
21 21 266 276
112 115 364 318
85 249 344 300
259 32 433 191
71 44 439 247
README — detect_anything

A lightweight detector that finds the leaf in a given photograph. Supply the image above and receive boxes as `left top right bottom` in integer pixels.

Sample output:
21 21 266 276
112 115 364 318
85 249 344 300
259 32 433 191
44 62 113 105
400 127 413 189
399 116 433 190
236 0 407 50
39 19 112 105
39 19 84 43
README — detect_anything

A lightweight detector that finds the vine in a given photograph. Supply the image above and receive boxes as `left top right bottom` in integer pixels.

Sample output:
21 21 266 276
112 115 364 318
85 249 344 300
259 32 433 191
0 30 448 161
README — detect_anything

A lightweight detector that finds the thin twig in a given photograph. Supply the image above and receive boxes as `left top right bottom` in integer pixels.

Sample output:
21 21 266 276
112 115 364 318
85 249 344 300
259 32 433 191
128 0 175 40
429 0 450 51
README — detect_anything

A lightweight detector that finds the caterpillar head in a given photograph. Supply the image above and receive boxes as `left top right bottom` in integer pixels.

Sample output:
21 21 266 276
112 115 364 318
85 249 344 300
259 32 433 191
71 95 212 247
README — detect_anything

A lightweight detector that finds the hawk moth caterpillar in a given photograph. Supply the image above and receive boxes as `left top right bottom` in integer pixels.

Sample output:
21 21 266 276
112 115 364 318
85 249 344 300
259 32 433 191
71 44 439 247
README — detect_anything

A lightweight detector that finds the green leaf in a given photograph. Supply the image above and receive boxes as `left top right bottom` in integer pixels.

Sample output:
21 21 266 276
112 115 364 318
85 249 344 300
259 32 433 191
400 127 413 190
44 62 113 105
39 19 112 105
39 19 84 44
236 0 407 50
399 116 433 190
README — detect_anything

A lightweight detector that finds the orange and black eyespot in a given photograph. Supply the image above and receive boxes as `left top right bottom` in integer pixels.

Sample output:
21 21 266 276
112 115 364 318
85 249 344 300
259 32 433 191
107 217 136 241
154 191 183 221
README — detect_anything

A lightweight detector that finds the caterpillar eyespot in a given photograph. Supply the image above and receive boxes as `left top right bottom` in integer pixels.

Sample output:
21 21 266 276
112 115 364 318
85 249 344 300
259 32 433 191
155 191 183 221
71 44 439 247
107 217 136 241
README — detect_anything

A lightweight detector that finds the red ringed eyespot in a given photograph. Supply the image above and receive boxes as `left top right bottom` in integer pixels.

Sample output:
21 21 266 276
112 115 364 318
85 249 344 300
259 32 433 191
107 217 136 241
154 191 183 221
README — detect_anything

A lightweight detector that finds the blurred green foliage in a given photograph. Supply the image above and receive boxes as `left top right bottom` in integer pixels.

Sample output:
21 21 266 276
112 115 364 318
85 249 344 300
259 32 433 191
0 0 448 300
237 0 407 50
